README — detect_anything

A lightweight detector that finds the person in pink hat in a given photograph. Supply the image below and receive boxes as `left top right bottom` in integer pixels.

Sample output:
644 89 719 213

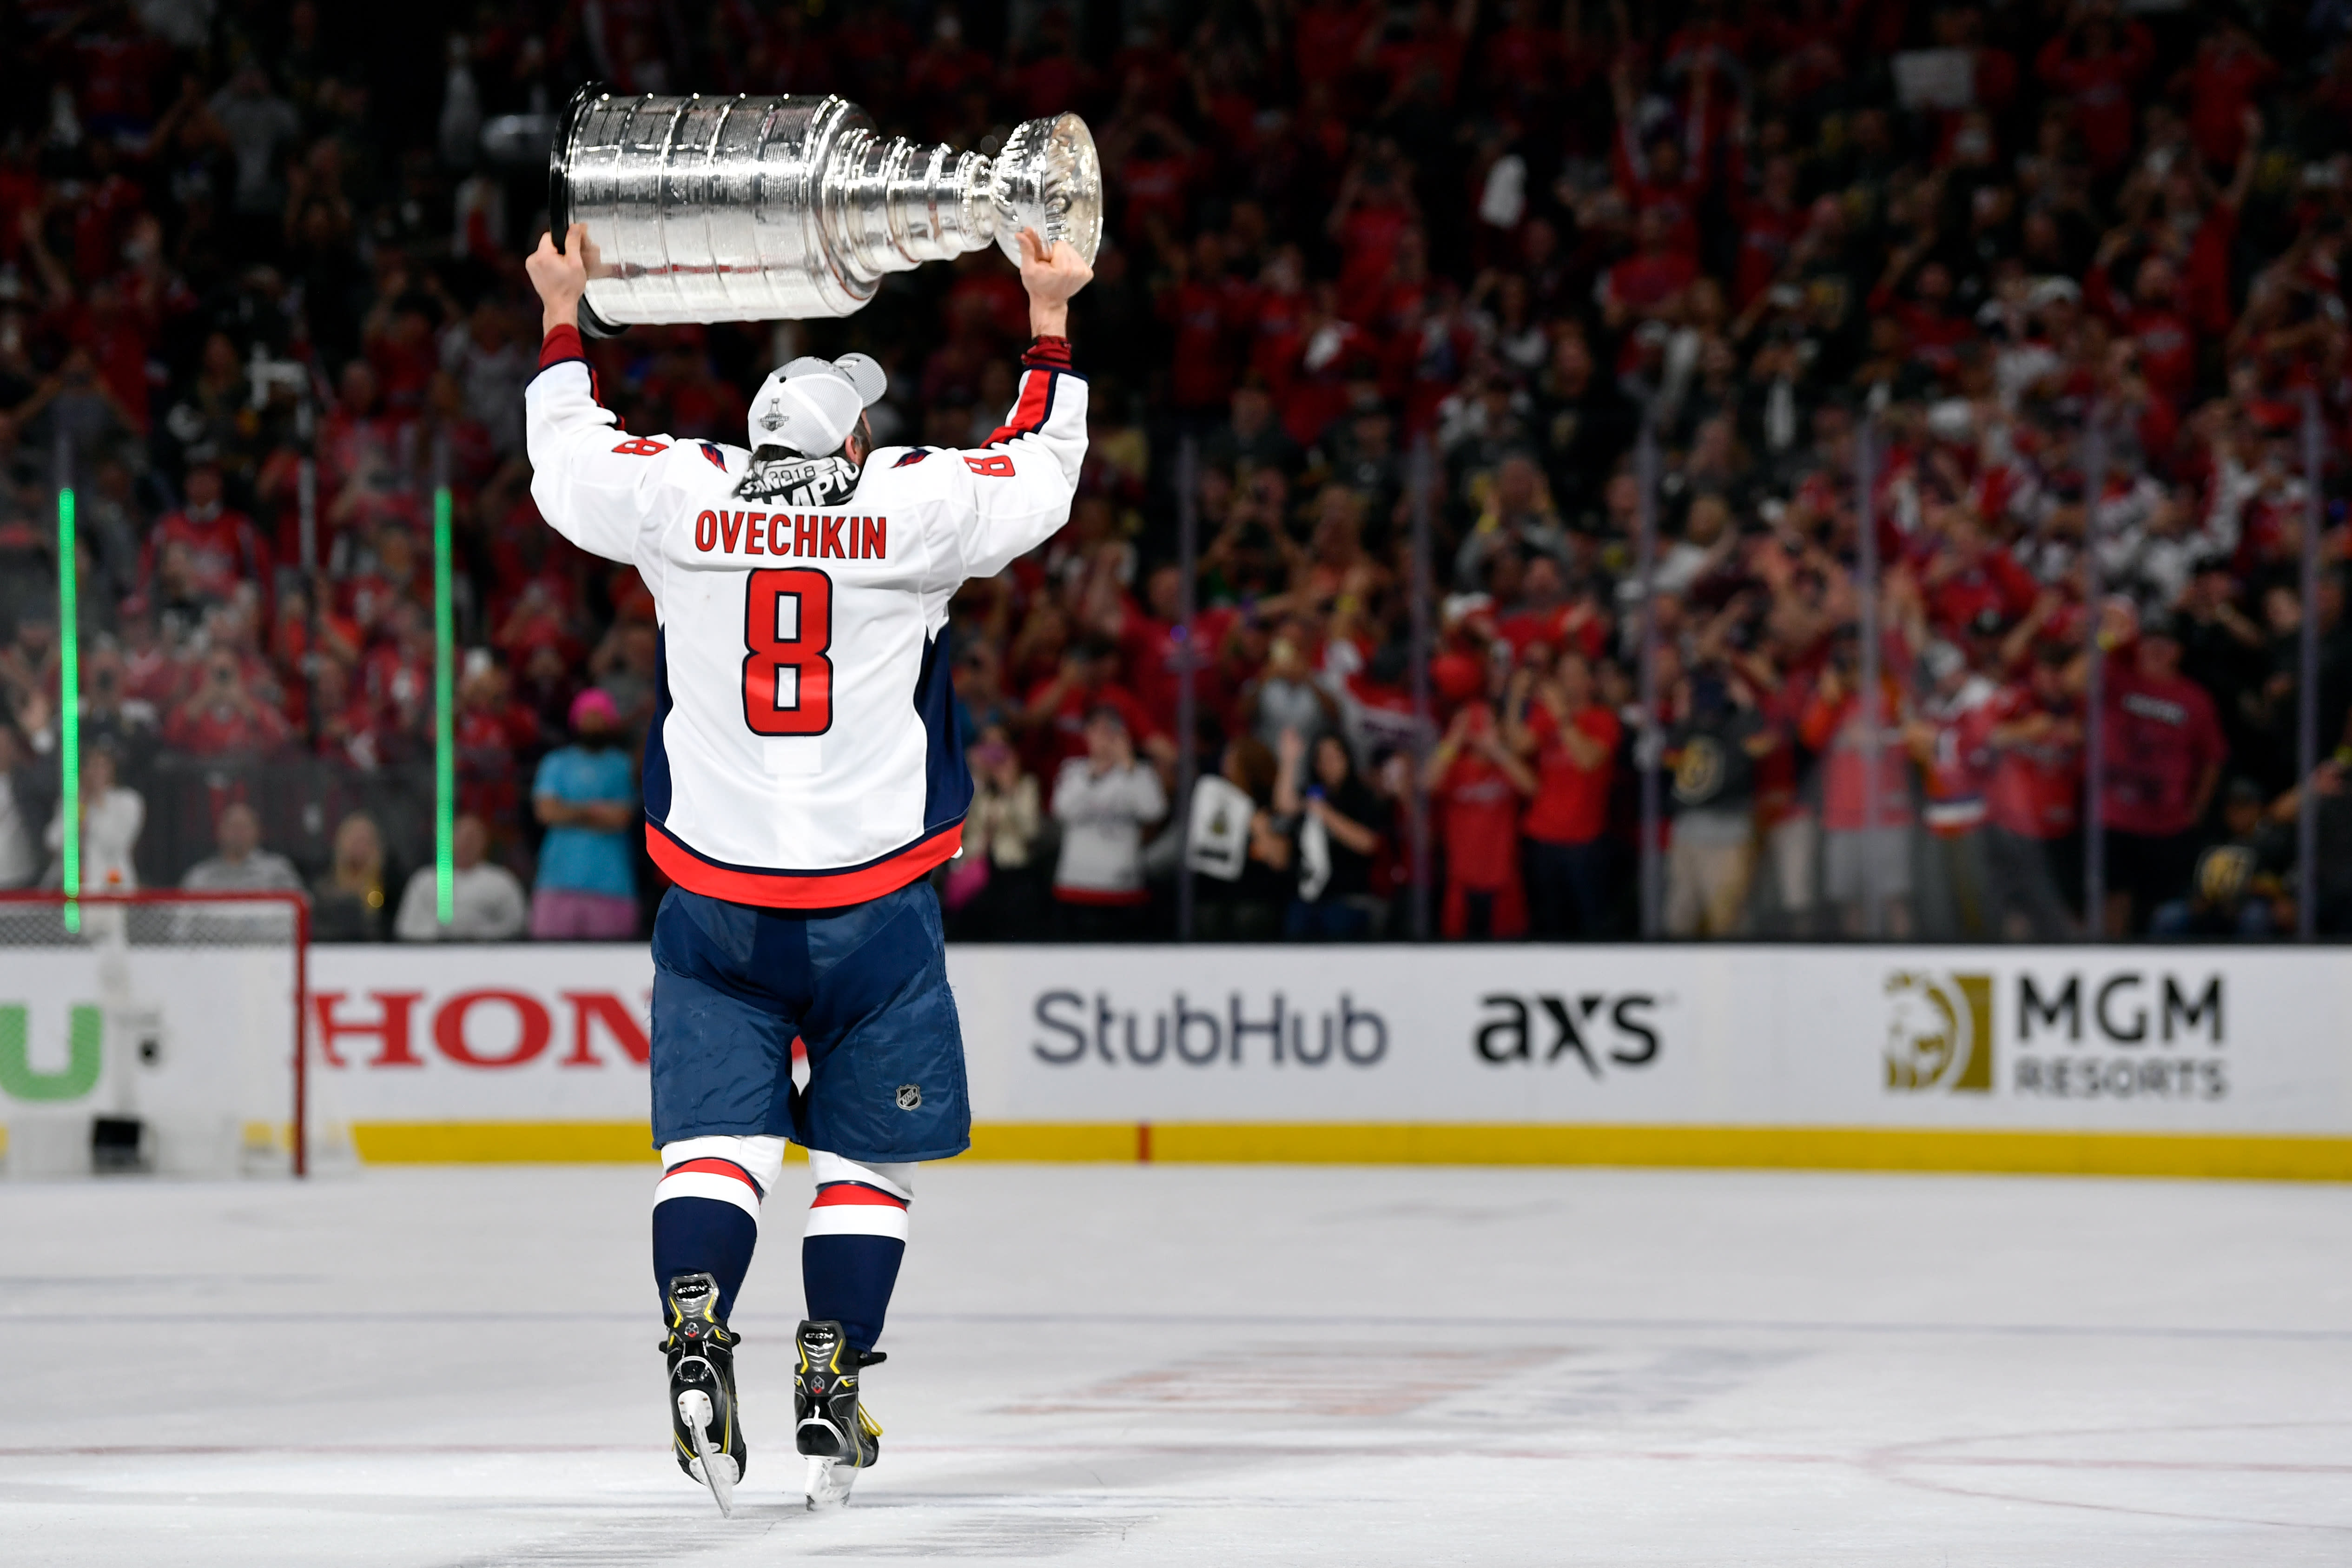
528 686 640 939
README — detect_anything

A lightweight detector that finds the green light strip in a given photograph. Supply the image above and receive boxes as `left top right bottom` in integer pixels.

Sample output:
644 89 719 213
57 483 78 934
434 480 455 924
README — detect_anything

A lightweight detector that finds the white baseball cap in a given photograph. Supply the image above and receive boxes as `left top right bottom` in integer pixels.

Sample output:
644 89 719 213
747 353 888 457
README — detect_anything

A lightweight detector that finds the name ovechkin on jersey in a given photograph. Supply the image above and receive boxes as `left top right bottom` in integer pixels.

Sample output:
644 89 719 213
692 506 889 562
683 445 888 560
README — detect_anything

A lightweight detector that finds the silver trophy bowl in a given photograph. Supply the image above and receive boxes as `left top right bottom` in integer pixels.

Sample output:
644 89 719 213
548 86 1102 331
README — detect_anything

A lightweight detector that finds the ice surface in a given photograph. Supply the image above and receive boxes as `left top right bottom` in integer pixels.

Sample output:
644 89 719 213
1 1163 2346 1566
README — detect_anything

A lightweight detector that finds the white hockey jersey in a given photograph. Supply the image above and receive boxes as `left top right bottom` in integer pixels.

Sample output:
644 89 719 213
524 326 1087 908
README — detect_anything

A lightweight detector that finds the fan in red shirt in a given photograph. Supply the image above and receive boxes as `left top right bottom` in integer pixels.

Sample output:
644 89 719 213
1917 513 2043 637
2177 23 2277 173
1509 653 1620 938
1117 565 1234 740
1603 208 1700 321
1159 232 1247 416
350 600 437 757
1360 0 1469 106
1608 55 1711 260
1006 9 1096 121
1474 0 1561 115
320 361 401 496
2099 616 2227 934
2088 250 2198 413
1329 147 1420 325
164 647 294 758
1730 154 1804 310
2035 13 2154 177
1982 648 2085 940
142 462 267 608
1426 699 1534 939
1798 649 1919 936
454 663 542 842
1293 0 1377 94
1022 637 1163 774
1904 642 2004 938
1116 122 1196 248
1867 258 1974 375
1495 557 1609 666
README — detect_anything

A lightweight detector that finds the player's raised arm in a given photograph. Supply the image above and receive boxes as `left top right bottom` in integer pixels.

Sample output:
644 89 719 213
947 229 1095 582
522 225 671 565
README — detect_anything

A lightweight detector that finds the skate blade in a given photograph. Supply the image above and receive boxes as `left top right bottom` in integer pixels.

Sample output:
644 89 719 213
678 1389 737 1518
805 1455 857 1511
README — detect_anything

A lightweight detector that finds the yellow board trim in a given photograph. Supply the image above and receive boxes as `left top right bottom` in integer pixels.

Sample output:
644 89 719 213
345 1121 2352 1181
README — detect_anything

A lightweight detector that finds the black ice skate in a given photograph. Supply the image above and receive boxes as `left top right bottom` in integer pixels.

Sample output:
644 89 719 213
661 1273 746 1516
794 1318 884 1509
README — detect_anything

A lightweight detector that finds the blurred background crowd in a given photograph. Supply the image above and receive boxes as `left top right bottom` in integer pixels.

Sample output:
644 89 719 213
0 0 2348 943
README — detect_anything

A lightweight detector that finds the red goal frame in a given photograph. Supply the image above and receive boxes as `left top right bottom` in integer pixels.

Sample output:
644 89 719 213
0 890 314 1176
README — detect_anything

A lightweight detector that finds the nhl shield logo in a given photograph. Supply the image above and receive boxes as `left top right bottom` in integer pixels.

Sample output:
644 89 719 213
895 1083 922 1111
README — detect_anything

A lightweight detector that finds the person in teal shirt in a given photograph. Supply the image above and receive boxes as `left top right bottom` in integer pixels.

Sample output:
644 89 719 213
530 688 640 938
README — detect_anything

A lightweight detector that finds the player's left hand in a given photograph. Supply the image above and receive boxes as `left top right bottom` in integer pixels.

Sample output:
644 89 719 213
1017 227 1091 338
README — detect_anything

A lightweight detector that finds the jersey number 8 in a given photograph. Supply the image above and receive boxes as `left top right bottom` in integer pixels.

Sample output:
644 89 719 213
742 568 833 735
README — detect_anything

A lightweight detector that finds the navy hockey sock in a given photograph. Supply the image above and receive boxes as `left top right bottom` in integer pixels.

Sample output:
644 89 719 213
652 1155 763 1320
802 1233 905 1352
802 1154 913 1351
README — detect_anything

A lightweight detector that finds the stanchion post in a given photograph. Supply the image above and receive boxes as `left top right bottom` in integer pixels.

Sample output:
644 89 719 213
1635 415 1662 939
2081 410 2107 940
55 430 78 934
1174 435 1199 943
1407 435 1436 941
433 435 456 926
1856 416 1883 940
2299 391 2324 943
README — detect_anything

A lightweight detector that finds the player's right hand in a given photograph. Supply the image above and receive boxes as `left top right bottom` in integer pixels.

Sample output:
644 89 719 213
526 224 596 334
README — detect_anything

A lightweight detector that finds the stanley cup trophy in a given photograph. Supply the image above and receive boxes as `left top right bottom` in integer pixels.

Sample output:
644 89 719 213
547 86 1103 333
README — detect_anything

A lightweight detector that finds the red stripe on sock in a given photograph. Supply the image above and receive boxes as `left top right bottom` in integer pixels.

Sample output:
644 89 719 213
666 1158 762 1197
811 1183 908 1210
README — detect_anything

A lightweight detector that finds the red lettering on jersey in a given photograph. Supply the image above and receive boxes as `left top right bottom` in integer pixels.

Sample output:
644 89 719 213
794 515 817 557
613 437 670 457
744 510 764 555
694 510 718 552
964 453 1015 477
747 512 769 553
862 516 886 559
847 516 863 560
719 510 744 552
821 516 846 558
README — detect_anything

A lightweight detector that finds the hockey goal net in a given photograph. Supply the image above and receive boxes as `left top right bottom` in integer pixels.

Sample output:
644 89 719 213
0 891 333 1178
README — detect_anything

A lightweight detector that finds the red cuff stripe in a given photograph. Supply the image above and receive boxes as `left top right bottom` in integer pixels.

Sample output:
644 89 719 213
813 1183 910 1210
540 324 586 368
666 1157 763 1198
1023 336 1072 370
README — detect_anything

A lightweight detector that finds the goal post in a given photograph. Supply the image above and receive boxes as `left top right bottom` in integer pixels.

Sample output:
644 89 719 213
0 890 321 1178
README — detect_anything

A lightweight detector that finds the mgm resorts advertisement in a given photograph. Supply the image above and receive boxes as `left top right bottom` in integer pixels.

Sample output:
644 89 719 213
4 945 2349 1171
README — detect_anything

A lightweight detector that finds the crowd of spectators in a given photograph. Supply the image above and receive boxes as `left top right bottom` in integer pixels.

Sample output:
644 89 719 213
0 0 2349 943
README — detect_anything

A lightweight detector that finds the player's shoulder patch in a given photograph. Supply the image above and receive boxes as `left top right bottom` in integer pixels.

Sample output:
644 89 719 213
699 442 728 471
891 448 931 468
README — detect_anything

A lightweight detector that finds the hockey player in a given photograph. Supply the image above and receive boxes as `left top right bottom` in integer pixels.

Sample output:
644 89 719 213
523 222 1091 1513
